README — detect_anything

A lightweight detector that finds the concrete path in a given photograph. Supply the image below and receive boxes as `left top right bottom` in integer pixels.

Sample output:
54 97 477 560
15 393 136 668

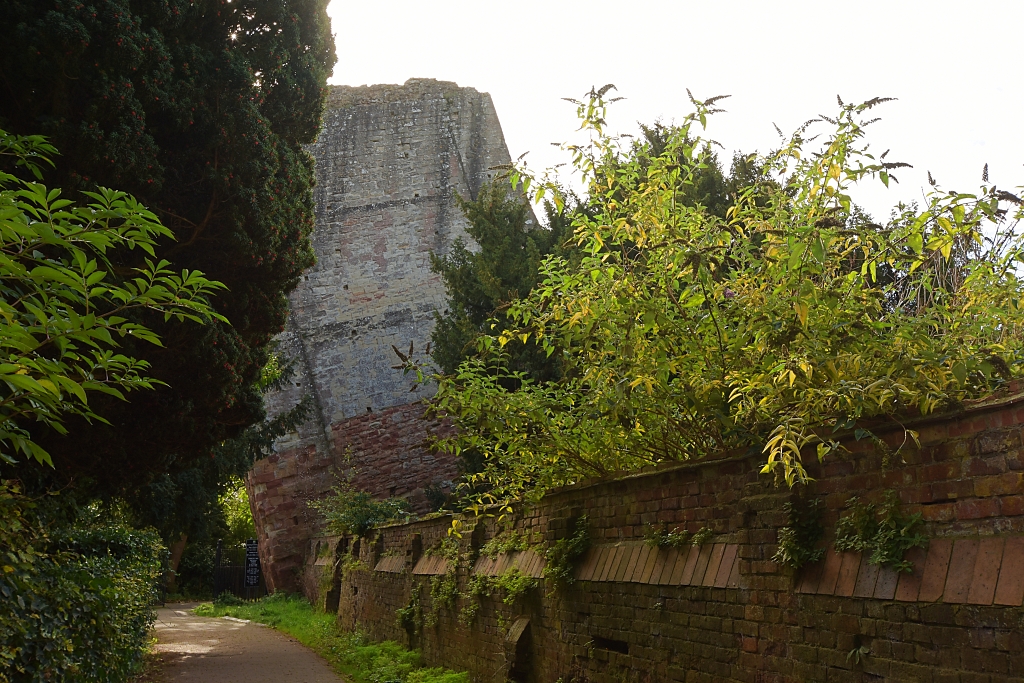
153 604 345 682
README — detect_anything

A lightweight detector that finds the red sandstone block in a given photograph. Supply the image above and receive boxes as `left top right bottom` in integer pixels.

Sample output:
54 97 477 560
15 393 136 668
899 484 934 505
931 479 975 501
796 558 824 594
834 552 862 597
967 536 1004 605
646 547 669 584
607 545 629 582
993 536 1024 606
629 545 652 582
638 546 661 583
691 544 714 585
816 549 843 595
967 456 1008 477
1000 495 1024 517
617 545 642 582
702 544 726 587
918 538 954 602
920 461 959 483
956 498 1001 520
590 547 611 582
576 548 600 581
727 551 743 588
894 547 928 602
853 555 880 598
873 566 899 600
975 473 1024 498
943 539 980 603
680 545 702 585
714 545 738 588
741 636 759 653
665 547 690 585
921 502 956 522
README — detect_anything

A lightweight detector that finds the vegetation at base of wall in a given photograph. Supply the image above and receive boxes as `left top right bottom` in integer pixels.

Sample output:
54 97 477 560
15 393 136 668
644 524 691 549
543 515 590 589
402 86 1024 511
834 490 927 572
0 482 164 683
312 485 413 538
195 593 468 683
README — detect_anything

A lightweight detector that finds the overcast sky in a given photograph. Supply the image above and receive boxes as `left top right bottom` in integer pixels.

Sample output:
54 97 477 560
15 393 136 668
327 0 1022 220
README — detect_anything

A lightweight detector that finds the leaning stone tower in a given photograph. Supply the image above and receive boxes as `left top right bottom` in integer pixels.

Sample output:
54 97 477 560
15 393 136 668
247 79 519 591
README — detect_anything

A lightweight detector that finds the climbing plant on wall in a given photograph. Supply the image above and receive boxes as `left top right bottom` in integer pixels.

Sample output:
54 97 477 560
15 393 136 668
405 87 1024 512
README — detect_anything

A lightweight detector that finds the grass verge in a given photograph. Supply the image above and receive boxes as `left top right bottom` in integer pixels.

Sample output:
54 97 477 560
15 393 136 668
193 594 468 683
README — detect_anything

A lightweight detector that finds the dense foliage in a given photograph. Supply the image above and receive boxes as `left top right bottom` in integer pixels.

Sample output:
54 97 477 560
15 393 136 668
430 182 575 380
0 482 163 682
0 129 224 467
414 89 1024 510
0 0 335 496
834 490 926 572
312 485 412 538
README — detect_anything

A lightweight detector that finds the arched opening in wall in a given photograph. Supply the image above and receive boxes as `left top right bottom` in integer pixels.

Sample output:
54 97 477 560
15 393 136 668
505 617 532 683
324 538 346 614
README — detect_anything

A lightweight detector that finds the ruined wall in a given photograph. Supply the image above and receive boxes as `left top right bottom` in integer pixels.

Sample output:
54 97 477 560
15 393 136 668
249 79 519 591
307 389 1024 683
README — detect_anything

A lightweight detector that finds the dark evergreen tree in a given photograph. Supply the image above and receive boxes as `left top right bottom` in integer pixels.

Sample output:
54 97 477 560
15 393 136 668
0 0 334 495
430 182 574 381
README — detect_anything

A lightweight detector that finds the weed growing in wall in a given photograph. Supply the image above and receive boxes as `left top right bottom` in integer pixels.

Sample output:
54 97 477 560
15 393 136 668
834 490 926 572
773 498 826 569
491 568 538 605
312 485 411 538
543 516 590 589
643 524 691 549
691 526 714 546
458 575 489 625
397 588 422 635
479 529 531 558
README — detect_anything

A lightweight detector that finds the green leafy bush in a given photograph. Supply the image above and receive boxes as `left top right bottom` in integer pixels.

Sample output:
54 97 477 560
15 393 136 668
312 485 412 538
416 88 1024 508
643 524 691 548
0 482 164 683
773 498 825 569
543 515 590 589
0 128 225 467
834 490 926 572
479 529 530 558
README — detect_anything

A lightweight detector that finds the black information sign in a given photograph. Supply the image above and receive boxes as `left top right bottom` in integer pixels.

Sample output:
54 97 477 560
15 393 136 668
244 539 261 588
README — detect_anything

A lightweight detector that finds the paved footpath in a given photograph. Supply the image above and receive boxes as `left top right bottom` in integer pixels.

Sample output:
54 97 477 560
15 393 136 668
153 604 345 683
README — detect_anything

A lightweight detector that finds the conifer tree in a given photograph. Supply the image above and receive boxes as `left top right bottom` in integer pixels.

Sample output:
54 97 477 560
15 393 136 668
0 0 335 495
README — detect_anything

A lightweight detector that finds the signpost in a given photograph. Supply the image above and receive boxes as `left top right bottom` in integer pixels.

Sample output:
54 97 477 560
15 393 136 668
244 539 261 598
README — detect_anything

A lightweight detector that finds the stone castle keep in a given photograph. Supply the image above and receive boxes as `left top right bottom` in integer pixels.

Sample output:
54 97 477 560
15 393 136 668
248 79 517 591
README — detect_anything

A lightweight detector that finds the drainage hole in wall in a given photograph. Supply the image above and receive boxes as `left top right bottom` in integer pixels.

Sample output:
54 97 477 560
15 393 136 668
591 636 628 654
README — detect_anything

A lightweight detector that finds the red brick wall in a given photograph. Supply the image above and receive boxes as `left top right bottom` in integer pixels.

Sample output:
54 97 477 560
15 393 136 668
247 401 458 592
307 390 1024 682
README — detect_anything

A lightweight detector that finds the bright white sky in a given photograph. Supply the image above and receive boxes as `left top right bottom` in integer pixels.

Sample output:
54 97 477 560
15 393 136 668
328 0 1023 221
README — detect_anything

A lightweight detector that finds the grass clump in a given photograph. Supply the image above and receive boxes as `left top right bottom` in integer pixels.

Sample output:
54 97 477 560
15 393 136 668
193 593 468 683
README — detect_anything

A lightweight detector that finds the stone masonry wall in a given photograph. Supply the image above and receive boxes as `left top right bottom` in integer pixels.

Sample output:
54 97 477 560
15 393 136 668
306 389 1024 683
249 79 519 591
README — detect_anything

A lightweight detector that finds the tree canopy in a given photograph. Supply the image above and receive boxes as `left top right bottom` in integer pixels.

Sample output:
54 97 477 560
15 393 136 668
0 0 335 496
412 89 1024 512
0 129 224 468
